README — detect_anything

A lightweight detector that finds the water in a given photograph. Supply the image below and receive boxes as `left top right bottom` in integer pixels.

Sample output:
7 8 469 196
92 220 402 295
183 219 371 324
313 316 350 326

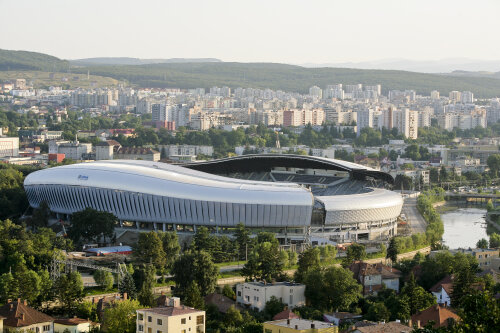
440 207 488 249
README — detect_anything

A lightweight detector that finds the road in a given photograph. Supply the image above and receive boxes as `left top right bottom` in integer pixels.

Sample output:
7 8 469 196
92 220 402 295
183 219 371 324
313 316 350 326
402 196 427 234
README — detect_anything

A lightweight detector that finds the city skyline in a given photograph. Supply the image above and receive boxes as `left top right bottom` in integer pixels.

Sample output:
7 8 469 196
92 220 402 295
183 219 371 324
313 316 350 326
1 0 500 65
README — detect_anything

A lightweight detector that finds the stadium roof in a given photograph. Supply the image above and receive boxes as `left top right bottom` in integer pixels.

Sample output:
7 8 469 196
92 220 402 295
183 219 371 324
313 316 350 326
182 154 394 183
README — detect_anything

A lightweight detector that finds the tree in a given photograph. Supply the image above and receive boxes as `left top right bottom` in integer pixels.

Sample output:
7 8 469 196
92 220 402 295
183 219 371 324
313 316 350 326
55 271 85 313
76 301 99 322
366 302 391 322
234 223 251 260
119 272 137 300
94 270 114 291
486 199 494 212
68 208 116 245
386 238 399 263
264 296 285 319
476 238 489 249
172 251 218 297
487 154 500 178
134 231 167 269
439 166 448 182
429 168 439 183
0 272 18 303
103 299 141 333
224 305 243 327
401 273 436 314
489 233 500 248
294 247 321 282
137 264 155 307
451 257 478 308
17 269 41 305
242 241 284 281
184 281 204 309
394 174 413 191
160 231 181 271
304 267 361 311
342 243 366 267
31 200 50 229
222 284 235 300
456 290 500 332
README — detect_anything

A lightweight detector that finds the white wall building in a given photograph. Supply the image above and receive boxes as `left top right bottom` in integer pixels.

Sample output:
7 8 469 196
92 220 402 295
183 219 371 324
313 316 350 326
236 282 306 312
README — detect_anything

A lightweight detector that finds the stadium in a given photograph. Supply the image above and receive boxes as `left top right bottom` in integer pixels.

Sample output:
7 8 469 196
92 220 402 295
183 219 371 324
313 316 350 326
23 154 403 244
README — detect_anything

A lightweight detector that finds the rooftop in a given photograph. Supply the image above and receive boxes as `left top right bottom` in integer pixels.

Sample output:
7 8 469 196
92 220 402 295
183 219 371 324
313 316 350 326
140 306 202 316
411 305 460 328
0 300 53 328
353 321 411 333
266 318 333 330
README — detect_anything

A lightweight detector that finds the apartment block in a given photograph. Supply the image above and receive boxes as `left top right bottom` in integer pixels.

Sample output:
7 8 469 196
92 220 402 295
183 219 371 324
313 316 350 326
236 281 305 311
136 299 205 333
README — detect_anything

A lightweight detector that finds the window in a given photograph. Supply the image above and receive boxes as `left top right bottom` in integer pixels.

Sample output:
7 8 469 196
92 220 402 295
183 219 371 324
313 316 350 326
289 294 293 305
157 330 162 333
181 318 186 324
43 326 51 332
196 315 204 325
138 325 144 332
138 314 144 321
157 319 162 325
36 328 40 333
237 291 241 296
181 330 186 333
265 330 273 333
148 328 152 333
148 316 152 323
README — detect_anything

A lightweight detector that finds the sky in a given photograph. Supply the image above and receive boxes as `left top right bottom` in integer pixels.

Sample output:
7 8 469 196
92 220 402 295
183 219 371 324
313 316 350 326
1 0 500 63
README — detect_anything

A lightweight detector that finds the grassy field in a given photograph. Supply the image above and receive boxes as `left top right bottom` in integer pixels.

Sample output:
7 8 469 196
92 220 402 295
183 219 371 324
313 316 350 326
0 70 120 89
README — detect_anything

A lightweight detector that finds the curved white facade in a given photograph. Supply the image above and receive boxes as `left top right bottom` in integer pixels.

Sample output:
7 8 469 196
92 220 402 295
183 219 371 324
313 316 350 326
317 189 403 225
24 160 314 228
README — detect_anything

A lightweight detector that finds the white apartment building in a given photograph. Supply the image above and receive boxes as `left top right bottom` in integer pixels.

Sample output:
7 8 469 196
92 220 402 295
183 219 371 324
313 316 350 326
461 91 474 104
236 281 306 312
356 108 374 136
49 140 92 160
449 91 461 102
136 298 205 333
309 86 323 99
0 136 19 157
431 90 440 100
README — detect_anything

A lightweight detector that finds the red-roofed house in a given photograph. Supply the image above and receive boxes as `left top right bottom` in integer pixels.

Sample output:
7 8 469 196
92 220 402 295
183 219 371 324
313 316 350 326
0 299 54 333
349 261 402 296
273 309 300 321
411 304 460 329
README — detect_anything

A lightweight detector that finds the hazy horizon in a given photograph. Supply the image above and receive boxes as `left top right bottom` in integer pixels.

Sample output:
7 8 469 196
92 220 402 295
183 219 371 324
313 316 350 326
1 0 500 66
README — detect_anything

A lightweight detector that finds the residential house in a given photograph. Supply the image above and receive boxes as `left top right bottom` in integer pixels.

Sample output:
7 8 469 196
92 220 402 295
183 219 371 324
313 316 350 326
236 281 306 312
430 275 453 306
263 319 337 333
54 318 98 333
411 304 460 329
0 299 54 333
272 309 300 321
203 293 243 314
136 300 205 333
349 261 402 296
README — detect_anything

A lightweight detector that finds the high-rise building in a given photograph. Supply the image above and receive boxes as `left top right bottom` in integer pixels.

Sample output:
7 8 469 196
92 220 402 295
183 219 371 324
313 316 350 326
309 86 323 99
356 109 374 136
461 91 474 104
449 91 461 102
431 90 440 100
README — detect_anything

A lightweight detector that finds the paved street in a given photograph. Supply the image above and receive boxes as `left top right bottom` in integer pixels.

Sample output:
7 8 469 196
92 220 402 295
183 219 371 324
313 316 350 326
403 196 427 234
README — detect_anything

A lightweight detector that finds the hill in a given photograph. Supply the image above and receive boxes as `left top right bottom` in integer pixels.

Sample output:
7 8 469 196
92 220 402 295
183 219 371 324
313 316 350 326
71 57 222 65
73 62 500 98
0 49 68 71
0 71 119 89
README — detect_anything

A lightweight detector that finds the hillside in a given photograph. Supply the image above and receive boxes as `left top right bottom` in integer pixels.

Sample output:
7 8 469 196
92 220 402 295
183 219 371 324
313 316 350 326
2 49 500 97
71 57 222 65
72 62 500 98
0 71 119 89
0 49 69 71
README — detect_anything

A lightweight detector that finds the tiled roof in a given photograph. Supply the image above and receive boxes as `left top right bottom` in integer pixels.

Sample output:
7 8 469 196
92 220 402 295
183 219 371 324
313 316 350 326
273 309 300 320
429 275 453 295
204 293 243 314
0 300 53 327
54 318 93 325
411 305 460 328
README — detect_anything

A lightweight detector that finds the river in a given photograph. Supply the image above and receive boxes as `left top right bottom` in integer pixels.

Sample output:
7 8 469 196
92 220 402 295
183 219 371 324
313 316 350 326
440 207 488 249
